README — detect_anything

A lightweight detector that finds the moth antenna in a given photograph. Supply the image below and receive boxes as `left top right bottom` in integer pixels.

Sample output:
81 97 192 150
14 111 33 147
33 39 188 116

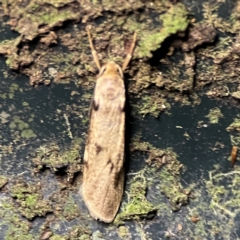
86 25 101 71
122 32 137 72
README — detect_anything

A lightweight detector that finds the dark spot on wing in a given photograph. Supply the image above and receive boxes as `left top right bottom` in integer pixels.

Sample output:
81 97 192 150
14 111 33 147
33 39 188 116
116 153 123 166
92 99 99 111
95 143 103 154
114 167 124 187
106 158 114 173
109 164 114 173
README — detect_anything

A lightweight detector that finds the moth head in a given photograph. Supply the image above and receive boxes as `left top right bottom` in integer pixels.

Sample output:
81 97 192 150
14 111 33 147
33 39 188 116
99 61 123 79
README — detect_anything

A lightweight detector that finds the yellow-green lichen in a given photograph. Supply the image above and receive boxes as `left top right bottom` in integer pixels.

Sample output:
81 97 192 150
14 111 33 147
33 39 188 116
158 167 189 211
205 107 223 124
9 181 52 219
117 226 130 239
0 198 36 239
8 115 37 139
205 167 240 218
226 117 240 132
33 140 82 180
137 3 189 58
35 144 79 169
48 226 91 240
22 102 29 107
226 116 240 146
0 175 8 189
21 129 36 139
62 195 81 221
9 83 19 92
138 94 170 118
0 111 10 124
115 172 158 223
130 136 192 213
49 235 65 240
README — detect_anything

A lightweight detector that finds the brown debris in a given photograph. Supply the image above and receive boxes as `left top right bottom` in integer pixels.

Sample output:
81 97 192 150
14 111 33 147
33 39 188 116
40 31 58 46
18 48 34 67
190 216 200 223
58 33 79 50
40 230 53 240
214 33 240 64
29 70 44 86
231 146 238 167
231 91 240 100
174 23 217 51
206 86 230 98
177 223 183 231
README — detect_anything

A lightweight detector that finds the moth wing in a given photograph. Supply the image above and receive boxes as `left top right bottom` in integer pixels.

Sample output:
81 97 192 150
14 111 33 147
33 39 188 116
81 75 125 223
81 160 124 223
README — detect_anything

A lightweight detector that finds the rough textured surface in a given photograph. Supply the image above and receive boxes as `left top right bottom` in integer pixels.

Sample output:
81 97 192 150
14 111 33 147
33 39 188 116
0 0 240 239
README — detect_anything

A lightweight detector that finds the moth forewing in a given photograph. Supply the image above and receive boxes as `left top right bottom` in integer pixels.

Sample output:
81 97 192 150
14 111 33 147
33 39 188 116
80 27 136 223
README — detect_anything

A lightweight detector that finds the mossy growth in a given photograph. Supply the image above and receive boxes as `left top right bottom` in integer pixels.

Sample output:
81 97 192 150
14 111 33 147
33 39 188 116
130 136 192 212
9 83 19 93
63 197 80 220
51 191 81 221
49 235 65 240
47 226 91 240
0 36 22 69
0 175 8 189
130 136 183 175
10 1 80 41
115 172 158 224
67 226 91 240
9 180 52 219
226 116 240 146
0 198 35 240
33 139 82 180
136 3 189 58
145 146 191 211
226 116 240 132
9 115 37 139
0 37 22 55
2 82 20 99
158 167 190 211
205 107 223 124
205 166 240 218
138 94 170 118
117 225 130 239
230 135 240 146
21 129 37 139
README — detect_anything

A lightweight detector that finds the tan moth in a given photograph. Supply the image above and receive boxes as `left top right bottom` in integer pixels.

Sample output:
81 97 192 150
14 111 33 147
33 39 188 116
80 26 136 223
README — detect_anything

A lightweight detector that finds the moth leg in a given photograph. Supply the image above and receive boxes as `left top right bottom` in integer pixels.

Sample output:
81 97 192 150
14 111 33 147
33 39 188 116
86 26 101 71
122 32 137 72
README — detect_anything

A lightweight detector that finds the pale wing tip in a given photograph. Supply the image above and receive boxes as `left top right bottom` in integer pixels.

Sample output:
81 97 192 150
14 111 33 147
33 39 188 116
80 184 117 223
90 211 115 223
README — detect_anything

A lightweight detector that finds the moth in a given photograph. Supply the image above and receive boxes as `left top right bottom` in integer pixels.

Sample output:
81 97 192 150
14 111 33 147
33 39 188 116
80 26 137 223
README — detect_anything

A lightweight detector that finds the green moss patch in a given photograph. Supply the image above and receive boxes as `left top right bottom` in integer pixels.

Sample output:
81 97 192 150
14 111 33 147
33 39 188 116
0 175 8 189
115 172 158 223
205 107 223 124
32 140 82 181
0 198 35 239
9 180 52 219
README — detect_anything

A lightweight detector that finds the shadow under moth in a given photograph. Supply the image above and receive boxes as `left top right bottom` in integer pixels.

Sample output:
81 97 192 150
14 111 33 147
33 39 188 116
80 26 136 223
